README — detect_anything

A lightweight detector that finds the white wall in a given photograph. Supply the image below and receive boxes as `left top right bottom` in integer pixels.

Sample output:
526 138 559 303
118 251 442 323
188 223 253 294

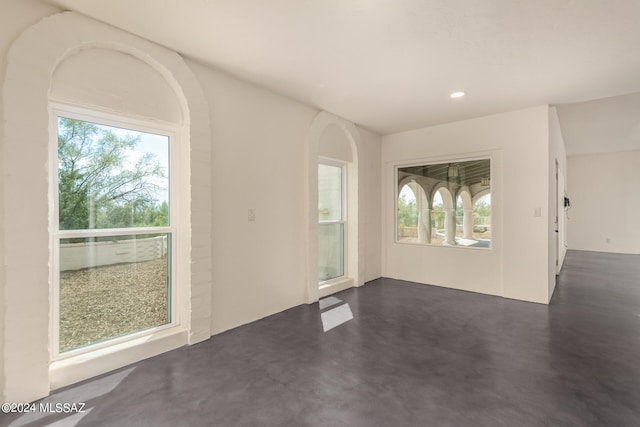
567 150 640 254
548 106 568 299
360 127 383 282
382 106 553 304
186 60 317 334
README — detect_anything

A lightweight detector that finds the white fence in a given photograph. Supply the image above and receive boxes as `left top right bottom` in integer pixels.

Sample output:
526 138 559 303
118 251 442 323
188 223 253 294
60 235 168 271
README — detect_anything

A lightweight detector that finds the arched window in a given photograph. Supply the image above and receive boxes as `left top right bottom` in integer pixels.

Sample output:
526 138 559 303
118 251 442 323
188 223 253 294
308 114 362 301
49 47 187 360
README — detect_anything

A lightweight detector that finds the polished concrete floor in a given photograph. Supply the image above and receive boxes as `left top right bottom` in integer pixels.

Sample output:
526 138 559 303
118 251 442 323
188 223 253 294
3 250 640 426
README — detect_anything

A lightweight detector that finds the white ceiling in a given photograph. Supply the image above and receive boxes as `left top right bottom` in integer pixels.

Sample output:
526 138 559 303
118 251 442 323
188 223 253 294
557 92 640 156
42 0 640 150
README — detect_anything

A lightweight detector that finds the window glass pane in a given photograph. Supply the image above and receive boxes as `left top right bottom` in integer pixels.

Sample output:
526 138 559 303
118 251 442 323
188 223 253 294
318 163 342 222
318 223 344 281
473 194 491 241
397 159 491 248
397 184 418 243
59 233 171 352
58 117 169 230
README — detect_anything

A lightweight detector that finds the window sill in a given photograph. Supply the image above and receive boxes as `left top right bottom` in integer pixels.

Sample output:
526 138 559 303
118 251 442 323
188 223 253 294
319 277 354 298
49 326 188 390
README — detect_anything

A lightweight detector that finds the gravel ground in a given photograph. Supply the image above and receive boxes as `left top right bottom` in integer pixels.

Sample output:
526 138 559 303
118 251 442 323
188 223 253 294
59 256 169 352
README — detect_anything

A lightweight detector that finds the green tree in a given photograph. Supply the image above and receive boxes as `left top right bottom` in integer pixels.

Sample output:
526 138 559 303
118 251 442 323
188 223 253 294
474 199 491 217
397 193 417 227
58 118 167 230
473 196 491 227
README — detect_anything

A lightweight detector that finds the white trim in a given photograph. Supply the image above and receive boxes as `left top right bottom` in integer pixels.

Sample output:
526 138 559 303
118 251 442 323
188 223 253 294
50 327 187 390
319 277 354 298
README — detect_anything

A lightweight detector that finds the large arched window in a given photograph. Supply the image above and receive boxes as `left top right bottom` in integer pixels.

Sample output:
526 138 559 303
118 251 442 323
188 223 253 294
3 12 212 402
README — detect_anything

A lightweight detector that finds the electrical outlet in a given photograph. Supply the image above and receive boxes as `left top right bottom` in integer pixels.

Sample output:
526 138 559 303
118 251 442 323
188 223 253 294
248 209 256 222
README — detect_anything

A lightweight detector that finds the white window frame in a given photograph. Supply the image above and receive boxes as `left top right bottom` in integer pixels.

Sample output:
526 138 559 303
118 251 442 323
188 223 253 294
49 103 183 361
318 157 348 285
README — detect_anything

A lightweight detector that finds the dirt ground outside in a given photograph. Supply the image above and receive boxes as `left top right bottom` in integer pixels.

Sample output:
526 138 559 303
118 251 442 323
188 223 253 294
59 256 169 352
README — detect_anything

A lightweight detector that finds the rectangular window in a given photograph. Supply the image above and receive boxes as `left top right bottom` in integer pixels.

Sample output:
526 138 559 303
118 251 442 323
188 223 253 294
53 110 175 356
318 161 345 282
396 159 491 249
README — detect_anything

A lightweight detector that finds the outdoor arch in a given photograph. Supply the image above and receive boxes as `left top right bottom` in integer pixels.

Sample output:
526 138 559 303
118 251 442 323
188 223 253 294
398 177 431 243
306 111 364 302
2 12 211 403
472 188 491 205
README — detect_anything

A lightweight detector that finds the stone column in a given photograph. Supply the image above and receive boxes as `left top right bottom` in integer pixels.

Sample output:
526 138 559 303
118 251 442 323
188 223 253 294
444 207 457 245
463 208 473 239
418 207 431 243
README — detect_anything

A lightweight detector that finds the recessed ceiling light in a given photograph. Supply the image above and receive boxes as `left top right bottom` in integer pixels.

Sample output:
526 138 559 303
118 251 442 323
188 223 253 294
450 91 465 98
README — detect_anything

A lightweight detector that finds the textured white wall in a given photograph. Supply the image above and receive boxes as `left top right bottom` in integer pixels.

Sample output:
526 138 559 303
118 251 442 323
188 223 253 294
51 48 183 124
382 106 552 304
567 150 640 254
0 0 62 404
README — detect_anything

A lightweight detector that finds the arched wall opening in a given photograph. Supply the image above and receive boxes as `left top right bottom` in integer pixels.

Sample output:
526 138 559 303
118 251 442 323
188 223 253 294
2 12 212 403
306 112 364 302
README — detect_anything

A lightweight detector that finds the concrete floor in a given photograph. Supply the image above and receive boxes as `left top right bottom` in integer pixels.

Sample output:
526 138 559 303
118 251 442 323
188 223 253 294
2 249 640 426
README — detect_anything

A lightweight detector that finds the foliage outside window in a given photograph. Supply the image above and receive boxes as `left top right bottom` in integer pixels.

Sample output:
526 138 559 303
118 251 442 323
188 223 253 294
397 159 491 248
53 111 174 355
